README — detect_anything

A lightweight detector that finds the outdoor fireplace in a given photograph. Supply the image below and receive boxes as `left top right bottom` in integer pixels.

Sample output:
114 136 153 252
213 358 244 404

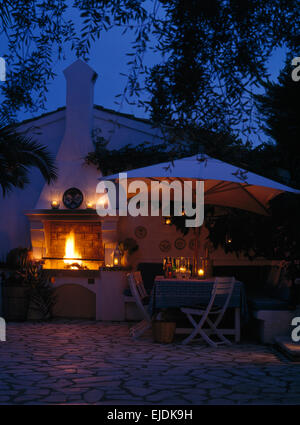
25 210 105 271
25 209 126 321
43 221 104 270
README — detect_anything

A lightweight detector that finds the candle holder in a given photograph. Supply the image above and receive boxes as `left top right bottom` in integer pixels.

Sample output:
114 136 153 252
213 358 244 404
86 201 94 209
196 257 214 279
51 200 60 209
113 246 122 267
164 217 172 225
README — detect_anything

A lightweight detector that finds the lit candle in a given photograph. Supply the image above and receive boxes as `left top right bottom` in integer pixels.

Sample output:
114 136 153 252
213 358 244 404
97 194 109 209
113 246 122 267
86 201 94 209
165 217 171 225
51 200 59 209
198 268 204 277
180 266 186 273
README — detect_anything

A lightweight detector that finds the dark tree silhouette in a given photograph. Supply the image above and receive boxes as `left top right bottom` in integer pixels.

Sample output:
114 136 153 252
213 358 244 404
144 1 300 138
255 62 300 186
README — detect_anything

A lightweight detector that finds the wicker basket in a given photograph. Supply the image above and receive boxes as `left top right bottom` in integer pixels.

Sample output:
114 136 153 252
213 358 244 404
152 321 176 343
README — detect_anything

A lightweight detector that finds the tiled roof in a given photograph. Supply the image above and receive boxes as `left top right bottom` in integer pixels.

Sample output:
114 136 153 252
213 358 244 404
16 104 152 127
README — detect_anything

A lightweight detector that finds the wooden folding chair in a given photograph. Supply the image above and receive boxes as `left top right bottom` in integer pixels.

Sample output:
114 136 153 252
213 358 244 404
128 272 152 339
180 277 235 347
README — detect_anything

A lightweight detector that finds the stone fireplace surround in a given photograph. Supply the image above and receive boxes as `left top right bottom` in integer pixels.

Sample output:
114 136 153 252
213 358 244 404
25 209 118 267
24 209 131 320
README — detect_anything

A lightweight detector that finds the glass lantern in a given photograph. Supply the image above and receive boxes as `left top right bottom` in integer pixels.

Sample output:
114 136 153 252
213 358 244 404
113 246 122 267
197 257 205 279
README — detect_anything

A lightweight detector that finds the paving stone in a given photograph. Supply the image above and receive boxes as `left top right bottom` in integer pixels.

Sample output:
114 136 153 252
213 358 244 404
41 394 68 403
83 389 104 403
207 399 235 405
14 395 42 403
226 393 257 401
126 387 154 397
1 320 300 405
261 387 287 393
146 391 177 402
209 388 233 397
182 395 208 403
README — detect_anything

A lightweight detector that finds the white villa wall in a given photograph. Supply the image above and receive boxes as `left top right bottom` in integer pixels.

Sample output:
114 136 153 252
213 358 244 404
93 108 164 150
117 215 261 268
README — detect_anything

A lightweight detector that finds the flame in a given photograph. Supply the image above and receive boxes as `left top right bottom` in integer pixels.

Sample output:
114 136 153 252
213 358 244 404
64 231 81 268
198 268 204 276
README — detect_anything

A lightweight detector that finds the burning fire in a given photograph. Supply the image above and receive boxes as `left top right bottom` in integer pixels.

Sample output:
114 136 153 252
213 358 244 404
64 230 82 269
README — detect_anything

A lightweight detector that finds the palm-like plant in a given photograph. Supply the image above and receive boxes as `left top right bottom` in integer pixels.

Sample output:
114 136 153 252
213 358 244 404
0 125 57 196
16 259 56 320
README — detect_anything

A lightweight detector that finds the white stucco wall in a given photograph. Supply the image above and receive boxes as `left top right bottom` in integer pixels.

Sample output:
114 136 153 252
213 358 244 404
117 214 265 268
93 108 164 150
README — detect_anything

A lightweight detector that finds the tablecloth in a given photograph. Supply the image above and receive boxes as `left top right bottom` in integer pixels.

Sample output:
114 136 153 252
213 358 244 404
148 277 248 321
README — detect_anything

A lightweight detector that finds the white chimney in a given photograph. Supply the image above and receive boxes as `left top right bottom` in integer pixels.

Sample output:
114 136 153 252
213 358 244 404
57 59 98 160
35 59 101 209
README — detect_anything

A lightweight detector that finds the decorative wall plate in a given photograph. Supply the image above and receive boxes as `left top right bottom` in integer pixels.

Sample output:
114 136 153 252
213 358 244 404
134 226 147 239
63 187 83 209
189 238 196 250
159 240 171 252
174 237 186 250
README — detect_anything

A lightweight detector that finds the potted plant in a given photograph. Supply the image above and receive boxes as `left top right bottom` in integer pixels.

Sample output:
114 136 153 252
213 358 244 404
1 248 56 321
118 238 139 267
17 260 56 321
1 248 31 321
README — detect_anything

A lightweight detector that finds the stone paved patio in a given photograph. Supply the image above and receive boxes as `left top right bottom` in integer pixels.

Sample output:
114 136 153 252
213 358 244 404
0 320 300 405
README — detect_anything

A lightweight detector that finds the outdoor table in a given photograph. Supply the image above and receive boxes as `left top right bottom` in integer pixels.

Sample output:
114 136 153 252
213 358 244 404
149 277 247 342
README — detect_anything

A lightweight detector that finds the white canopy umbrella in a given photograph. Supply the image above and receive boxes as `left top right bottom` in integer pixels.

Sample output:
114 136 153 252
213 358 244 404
101 154 300 215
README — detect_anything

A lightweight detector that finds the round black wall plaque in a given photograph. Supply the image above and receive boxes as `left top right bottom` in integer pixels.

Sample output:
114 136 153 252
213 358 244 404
63 187 83 209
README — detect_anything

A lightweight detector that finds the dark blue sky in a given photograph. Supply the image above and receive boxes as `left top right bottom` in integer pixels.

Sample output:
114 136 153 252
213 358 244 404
41 26 157 120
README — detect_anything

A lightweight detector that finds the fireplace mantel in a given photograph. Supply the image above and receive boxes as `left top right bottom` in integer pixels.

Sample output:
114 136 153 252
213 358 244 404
25 209 102 222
